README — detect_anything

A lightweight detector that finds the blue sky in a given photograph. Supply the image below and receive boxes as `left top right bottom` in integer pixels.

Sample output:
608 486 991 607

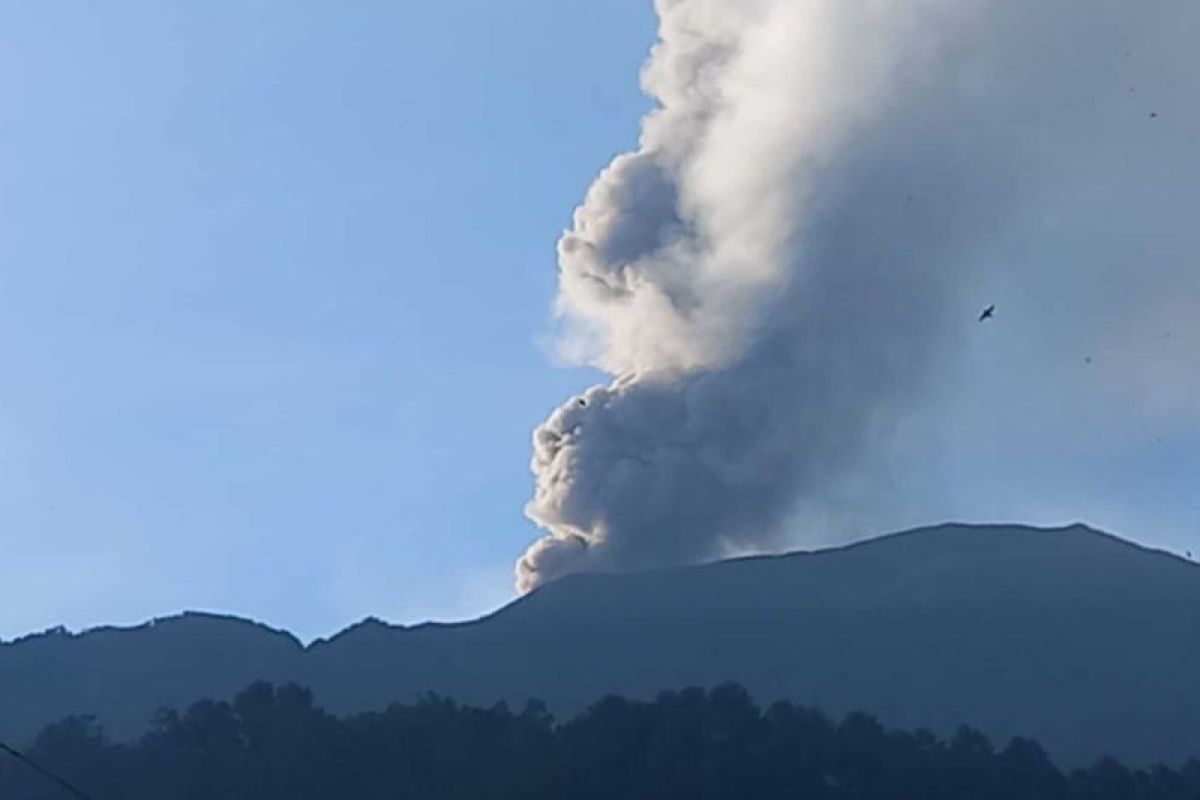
2 2 1197 643
0 1 654 640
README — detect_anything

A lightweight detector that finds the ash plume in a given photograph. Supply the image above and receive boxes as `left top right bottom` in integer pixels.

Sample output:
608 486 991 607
518 0 1200 592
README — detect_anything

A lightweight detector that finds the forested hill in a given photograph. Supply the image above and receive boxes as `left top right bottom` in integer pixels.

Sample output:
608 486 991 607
2 523 1199 766
3 682 1200 800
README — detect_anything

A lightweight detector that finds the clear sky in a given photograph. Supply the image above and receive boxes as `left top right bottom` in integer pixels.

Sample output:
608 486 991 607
0 1 655 641
2 2 1197 643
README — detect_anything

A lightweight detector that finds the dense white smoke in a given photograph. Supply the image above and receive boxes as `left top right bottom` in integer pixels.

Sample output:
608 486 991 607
517 0 1200 592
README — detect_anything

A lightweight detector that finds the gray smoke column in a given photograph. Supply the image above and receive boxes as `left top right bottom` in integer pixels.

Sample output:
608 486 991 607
518 0 1200 592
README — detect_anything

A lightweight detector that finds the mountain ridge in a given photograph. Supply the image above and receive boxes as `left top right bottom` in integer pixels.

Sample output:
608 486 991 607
6 522 1190 648
3 522 1198 766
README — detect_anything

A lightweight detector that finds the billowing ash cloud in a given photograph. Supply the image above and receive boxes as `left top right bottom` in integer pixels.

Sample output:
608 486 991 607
518 0 1200 592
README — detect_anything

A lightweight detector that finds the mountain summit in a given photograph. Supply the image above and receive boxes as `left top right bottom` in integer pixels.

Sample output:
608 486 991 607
3 524 1198 765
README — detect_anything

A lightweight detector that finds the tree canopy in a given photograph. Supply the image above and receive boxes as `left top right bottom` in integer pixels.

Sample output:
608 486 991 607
1 682 1197 799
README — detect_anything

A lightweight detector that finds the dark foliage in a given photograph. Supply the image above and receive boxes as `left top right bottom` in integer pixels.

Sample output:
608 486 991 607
2 682 1198 799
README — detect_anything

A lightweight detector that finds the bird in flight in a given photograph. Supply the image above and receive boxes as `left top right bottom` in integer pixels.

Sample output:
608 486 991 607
978 304 996 322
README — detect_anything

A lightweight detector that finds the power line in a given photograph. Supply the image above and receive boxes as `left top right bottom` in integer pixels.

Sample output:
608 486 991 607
0 740 94 800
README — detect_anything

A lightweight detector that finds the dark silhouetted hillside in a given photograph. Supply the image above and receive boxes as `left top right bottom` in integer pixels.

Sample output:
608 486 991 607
4 682 1200 800
2 523 1198 765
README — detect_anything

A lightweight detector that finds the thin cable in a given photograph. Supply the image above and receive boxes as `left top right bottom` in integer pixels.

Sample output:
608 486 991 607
0 740 94 800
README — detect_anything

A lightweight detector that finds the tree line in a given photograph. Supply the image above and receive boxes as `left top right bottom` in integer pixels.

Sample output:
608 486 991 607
1 681 1198 799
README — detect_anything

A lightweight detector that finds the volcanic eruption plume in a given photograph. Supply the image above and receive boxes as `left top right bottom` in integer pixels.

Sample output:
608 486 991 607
517 0 1200 592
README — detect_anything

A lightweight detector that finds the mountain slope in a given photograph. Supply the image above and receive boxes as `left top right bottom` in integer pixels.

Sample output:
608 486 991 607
0 613 304 741
2 523 1198 765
